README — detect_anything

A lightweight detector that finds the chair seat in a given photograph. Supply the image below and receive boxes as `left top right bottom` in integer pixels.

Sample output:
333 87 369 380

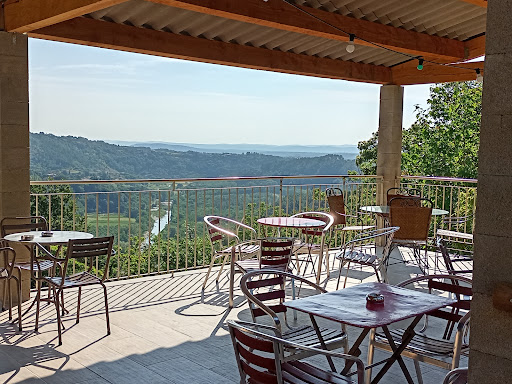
235 259 290 273
282 360 353 384
340 225 375 232
283 325 345 349
336 249 377 266
14 260 55 271
375 329 469 357
46 271 101 288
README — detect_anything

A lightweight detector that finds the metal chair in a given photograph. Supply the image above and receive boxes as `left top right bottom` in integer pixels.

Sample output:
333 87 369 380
367 274 472 384
290 211 333 280
36 236 114 345
202 216 259 292
437 238 472 278
229 237 294 307
325 188 375 255
335 226 399 289
443 367 468 384
240 270 347 362
0 241 22 331
388 196 433 272
227 319 364 384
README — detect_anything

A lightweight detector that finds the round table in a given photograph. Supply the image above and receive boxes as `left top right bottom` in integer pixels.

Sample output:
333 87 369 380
360 205 449 216
4 230 93 245
257 217 325 228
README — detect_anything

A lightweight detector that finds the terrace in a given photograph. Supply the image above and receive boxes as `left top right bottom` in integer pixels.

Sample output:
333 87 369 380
0 0 510 382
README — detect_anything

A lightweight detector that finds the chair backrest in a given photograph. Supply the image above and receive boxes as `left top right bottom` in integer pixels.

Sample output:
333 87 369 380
0 240 16 278
1 216 48 237
389 197 433 241
398 274 472 339
259 238 293 270
240 270 326 331
386 187 422 205
61 236 114 282
291 211 333 237
325 187 347 225
227 320 283 384
203 215 255 251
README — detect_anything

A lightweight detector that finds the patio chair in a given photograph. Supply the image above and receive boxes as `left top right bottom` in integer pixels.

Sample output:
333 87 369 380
240 270 347 362
202 216 259 291
290 211 333 278
334 226 399 289
443 367 468 384
36 236 114 345
227 319 364 384
325 188 375 256
437 238 472 278
386 187 422 205
437 214 474 256
366 274 472 384
228 237 294 307
0 241 22 331
388 196 433 272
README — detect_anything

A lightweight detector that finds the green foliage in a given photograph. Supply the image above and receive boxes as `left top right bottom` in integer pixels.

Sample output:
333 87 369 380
356 81 482 178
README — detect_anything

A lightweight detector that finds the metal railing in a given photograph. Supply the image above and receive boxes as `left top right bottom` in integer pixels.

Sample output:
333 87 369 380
30 174 478 280
30 175 380 280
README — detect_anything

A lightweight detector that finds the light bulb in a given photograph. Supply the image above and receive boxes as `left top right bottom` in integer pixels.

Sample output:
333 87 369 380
346 34 355 53
417 58 424 70
476 69 483 83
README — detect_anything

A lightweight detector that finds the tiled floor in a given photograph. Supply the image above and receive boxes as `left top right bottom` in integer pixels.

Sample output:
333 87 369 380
0 248 468 383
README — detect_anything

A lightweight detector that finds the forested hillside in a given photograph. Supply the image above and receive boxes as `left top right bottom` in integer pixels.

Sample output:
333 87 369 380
30 133 357 179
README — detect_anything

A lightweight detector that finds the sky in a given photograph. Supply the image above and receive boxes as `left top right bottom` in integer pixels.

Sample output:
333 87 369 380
29 38 431 146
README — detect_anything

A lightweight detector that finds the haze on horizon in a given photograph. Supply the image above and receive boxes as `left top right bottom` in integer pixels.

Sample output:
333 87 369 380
29 39 431 146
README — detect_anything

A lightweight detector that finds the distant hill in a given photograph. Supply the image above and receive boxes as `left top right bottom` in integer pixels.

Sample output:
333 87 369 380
106 140 359 159
31 133 358 180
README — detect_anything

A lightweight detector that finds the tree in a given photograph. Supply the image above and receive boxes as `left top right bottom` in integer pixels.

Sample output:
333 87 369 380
356 81 482 178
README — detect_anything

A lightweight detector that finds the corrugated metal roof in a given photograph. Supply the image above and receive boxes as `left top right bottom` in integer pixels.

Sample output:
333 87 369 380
86 0 486 68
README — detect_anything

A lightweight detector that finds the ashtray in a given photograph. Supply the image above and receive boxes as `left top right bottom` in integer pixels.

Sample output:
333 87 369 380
366 292 385 304
41 231 53 237
20 234 34 241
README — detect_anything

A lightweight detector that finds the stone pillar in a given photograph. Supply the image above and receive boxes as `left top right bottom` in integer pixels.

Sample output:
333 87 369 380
0 32 31 303
376 85 403 206
469 0 512 381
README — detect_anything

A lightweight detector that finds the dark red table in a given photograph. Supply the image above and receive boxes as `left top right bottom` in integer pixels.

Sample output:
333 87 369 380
284 281 457 384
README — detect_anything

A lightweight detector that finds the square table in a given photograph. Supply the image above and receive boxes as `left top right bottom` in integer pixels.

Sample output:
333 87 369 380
284 281 457 384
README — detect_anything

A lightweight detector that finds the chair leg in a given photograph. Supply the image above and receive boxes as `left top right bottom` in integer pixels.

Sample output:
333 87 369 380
7 279 12 321
1 278 7 311
343 261 352 289
413 359 424 384
229 251 235 308
76 287 81 324
216 253 230 282
336 258 343 290
35 282 42 331
366 329 376 384
15 277 22 331
102 283 111 336
61 290 65 316
55 289 63 346
202 253 218 290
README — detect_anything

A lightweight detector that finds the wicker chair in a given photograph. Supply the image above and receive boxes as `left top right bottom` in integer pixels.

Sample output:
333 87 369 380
388 197 433 272
290 211 333 280
366 275 472 384
0 241 22 331
36 236 114 345
228 319 364 384
202 216 259 292
335 226 399 289
240 270 347 362
386 187 422 205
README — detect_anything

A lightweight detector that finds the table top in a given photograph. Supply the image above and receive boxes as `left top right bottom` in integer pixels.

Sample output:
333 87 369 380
284 282 456 328
4 230 93 245
360 205 449 216
257 217 325 228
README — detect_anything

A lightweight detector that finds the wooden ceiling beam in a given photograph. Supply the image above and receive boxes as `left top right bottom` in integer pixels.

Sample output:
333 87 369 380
391 60 484 85
29 17 392 84
3 0 128 33
465 35 485 60
149 0 466 62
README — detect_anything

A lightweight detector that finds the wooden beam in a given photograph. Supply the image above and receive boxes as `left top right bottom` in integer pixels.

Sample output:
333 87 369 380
148 0 466 62
459 0 487 8
29 17 392 84
391 60 484 85
3 0 128 33
465 35 485 60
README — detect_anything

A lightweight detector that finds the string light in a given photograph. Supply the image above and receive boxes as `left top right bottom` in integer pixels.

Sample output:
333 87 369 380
476 68 483 83
417 58 424 70
346 34 355 53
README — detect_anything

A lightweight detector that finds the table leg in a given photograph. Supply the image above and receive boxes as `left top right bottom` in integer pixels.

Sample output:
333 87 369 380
309 314 337 372
370 315 422 384
341 327 370 375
